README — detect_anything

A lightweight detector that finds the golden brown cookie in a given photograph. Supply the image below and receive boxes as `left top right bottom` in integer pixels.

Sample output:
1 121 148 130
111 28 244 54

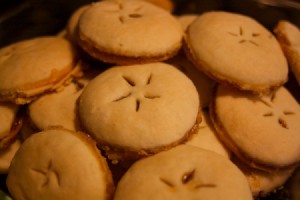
7 128 114 200
0 37 83 104
184 11 288 93
274 20 300 86
114 145 253 200
211 85 300 171
77 0 183 65
79 62 200 163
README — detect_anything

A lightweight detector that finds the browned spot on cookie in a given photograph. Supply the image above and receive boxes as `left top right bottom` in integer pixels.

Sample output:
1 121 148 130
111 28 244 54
144 94 160 99
194 183 217 189
136 99 140 112
146 73 152 85
113 92 132 102
239 39 246 43
119 16 125 24
160 178 175 187
278 118 288 129
239 26 244 36
252 33 260 37
263 112 273 117
182 169 195 184
129 13 142 18
283 111 295 115
122 76 136 86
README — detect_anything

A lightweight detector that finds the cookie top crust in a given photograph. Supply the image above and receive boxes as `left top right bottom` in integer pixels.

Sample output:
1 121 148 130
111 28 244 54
79 62 199 151
114 145 252 200
185 11 288 93
212 85 300 170
78 0 183 61
7 128 114 200
0 37 80 104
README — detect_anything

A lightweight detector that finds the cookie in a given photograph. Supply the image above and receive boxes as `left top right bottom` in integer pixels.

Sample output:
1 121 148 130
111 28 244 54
0 139 21 174
114 145 252 200
0 102 22 150
27 67 101 132
233 156 294 197
167 54 215 108
77 0 183 65
79 62 200 162
6 128 114 200
184 11 288 93
66 4 91 43
185 109 230 158
0 37 83 104
211 84 300 171
274 20 300 86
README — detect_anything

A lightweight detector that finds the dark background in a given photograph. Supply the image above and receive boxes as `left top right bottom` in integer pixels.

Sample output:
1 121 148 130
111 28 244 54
0 0 300 48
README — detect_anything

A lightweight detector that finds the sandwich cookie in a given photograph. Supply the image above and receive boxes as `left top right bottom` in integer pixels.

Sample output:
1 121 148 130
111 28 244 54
0 37 83 104
274 20 300 86
114 145 253 200
233 156 294 197
184 11 288 93
211 84 300 171
7 128 114 200
168 55 215 108
27 67 102 133
79 62 200 163
78 0 183 65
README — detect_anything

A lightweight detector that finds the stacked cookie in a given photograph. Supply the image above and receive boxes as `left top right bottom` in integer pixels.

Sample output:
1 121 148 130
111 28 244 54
0 0 299 199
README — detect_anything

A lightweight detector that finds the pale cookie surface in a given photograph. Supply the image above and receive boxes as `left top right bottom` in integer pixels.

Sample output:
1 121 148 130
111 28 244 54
114 145 252 200
211 85 300 170
28 68 102 132
274 20 300 86
79 62 199 156
168 55 215 108
7 128 114 200
0 37 81 104
78 0 183 64
185 11 288 93
185 110 230 158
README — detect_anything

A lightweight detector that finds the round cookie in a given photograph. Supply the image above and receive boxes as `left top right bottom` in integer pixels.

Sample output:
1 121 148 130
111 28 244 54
6 128 114 200
27 67 102 132
0 139 21 174
0 102 22 150
168 55 215 108
77 0 183 65
66 4 91 43
0 37 83 104
185 110 230 158
184 11 288 93
79 62 200 162
233 157 294 197
114 145 253 200
211 85 300 171
274 20 300 86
